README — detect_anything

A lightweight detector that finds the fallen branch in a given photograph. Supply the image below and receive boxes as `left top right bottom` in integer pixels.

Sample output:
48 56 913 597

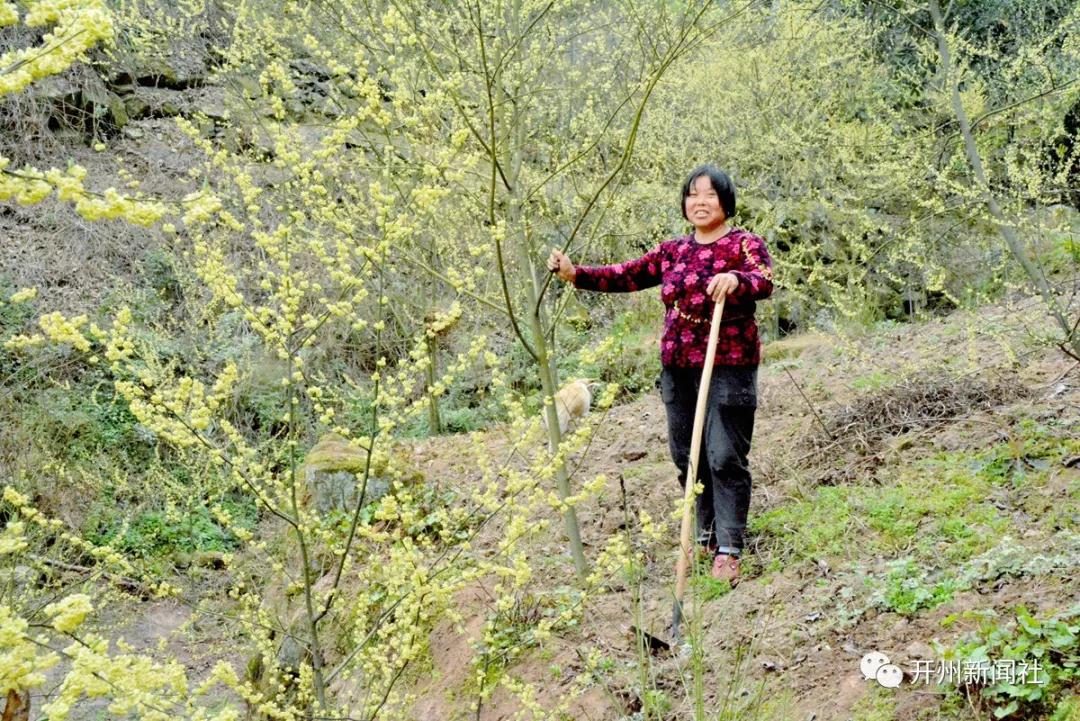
28 554 152 597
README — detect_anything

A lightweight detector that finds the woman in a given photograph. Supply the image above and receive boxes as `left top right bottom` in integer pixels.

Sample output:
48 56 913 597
547 165 774 583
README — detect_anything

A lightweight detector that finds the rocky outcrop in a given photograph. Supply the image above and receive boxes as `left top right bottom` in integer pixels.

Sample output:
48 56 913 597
302 433 389 514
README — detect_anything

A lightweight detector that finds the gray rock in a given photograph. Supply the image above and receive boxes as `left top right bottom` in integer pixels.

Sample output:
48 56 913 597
276 632 309 673
305 469 390 514
303 433 391 514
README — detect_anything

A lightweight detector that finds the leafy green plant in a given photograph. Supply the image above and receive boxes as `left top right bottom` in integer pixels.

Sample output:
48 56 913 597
87 496 256 559
949 605 1080 719
877 558 962 616
34 384 154 462
570 299 663 401
471 586 582 695
1048 693 1079 721
643 688 672 718
693 574 734 602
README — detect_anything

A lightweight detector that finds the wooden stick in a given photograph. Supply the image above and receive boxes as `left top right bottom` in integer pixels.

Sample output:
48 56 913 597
671 296 725 640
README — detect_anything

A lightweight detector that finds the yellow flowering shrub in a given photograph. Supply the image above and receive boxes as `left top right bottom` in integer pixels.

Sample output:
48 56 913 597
0 0 740 716
0 604 59 695
44 594 94 633
0 490 244 717
42 634 188 721
0 3 168 226
0 0 113 96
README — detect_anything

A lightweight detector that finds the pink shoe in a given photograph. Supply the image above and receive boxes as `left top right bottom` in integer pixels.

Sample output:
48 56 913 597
711 553 740 584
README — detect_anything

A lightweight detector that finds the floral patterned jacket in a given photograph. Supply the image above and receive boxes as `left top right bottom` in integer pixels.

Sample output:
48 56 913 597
572 229 774 367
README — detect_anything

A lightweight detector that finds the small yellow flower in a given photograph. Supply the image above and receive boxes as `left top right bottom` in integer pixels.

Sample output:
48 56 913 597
3 486 29 507
8 287 36 303
44 593 93 633
0 520 27 554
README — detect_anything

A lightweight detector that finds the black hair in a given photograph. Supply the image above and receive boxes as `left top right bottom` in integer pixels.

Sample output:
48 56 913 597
680 164 736 221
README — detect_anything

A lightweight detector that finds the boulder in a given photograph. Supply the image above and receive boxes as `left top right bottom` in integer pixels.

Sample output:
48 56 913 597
125 87 188 119
303 433 389 514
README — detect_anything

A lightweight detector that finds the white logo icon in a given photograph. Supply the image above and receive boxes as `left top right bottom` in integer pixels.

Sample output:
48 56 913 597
860 651 890 681
876 663 903 688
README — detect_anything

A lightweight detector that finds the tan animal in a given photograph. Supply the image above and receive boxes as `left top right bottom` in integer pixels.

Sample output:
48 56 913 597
544 379 595 435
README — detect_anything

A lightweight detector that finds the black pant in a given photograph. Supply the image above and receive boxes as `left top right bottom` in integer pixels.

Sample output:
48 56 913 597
659 366 756 553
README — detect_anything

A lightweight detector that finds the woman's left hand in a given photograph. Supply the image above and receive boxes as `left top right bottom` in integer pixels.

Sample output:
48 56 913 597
706 272 739 302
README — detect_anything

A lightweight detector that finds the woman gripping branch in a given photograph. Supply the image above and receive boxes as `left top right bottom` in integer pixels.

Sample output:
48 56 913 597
547 165 774 584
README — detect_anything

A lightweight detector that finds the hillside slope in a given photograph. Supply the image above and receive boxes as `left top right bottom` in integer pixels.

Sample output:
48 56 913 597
407 298 1079 721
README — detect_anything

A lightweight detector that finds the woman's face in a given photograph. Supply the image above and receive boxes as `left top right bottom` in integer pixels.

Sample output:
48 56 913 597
685 175 726 231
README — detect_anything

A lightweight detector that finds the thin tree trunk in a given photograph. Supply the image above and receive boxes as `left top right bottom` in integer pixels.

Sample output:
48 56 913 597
928 0 1079 356
531 304 589 577
426 333 441 434
503 64 589 578
288 349 327 709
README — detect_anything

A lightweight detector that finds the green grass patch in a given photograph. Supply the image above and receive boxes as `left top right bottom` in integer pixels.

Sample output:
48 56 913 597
752 419 1078 622
850 685 897 721
86 495 257 559
851 369 899 391
752 486 854 569
693 573 734 602
752 423 1074 571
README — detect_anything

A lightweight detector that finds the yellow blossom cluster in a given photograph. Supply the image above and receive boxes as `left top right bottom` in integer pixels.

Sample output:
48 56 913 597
0 603 59 695
2 311 90 352
0 161 166 227
0 487 242 717
0 2 17 26
182 190 224 226
5 305 144 374
42 633 188 720
501 674 587 721
44 594 93 633
2 486 133 573
102 307 134 367
74 187 166 226
39 311 92 350
7 287 36 303
0 520 28 555
425 302 462 337
117 361 241 447
637 508 668 543
0 0 114 96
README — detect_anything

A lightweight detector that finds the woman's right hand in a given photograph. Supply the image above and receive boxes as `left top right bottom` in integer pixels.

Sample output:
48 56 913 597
547 248 576 282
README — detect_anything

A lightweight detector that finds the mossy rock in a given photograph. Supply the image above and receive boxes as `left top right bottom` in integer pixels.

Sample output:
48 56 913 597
304 433 369 474
303 434 390 513
106 92 128 127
